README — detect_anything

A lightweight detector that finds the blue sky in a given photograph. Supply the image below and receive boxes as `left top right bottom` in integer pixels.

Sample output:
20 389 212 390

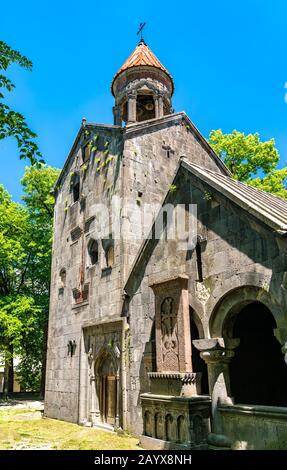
1 0 287 200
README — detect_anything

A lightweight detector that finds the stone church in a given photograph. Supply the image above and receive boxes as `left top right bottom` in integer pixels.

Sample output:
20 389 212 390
45 39 287 450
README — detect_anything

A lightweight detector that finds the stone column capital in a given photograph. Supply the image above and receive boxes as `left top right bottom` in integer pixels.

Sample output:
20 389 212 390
127 90 137 99
200 349 234 365
193 337 236 364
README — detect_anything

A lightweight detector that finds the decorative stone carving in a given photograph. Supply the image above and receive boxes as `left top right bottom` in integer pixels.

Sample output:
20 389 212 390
140 394 211 449
161 297 179 370
150 275 192 373
195 282 210 304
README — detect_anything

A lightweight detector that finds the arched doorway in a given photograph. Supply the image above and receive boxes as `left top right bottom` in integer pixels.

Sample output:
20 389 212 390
96 354 118 425
190 311 209 394
229 301 287 406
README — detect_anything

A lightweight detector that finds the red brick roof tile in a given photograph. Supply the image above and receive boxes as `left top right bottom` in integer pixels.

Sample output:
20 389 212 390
112 41 172 84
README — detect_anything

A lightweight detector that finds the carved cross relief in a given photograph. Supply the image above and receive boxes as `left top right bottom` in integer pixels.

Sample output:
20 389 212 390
151 275 192 373
161 297 179 370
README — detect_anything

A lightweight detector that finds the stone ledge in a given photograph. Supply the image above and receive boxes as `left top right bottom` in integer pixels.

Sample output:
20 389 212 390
140 434 206 450
148 372 196 383
72 301 89 310
141 393 211 403
218 403 287 419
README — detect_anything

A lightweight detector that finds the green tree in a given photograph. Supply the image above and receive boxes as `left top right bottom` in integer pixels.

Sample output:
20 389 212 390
0 165 59 393
247 168 287 200
21 165 60 394
209 129 287 199
0 41 44 165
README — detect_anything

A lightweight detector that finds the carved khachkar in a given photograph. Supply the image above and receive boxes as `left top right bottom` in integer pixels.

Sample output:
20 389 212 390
161 297 179 370
151 275 192 373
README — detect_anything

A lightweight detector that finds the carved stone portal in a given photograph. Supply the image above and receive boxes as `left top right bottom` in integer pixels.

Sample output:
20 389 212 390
83 321 122 429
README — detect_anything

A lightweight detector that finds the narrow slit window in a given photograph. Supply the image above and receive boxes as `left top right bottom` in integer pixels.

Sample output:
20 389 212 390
196 242 203 282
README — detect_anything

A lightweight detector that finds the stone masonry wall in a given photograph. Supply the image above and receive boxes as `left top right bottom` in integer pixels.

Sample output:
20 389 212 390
125 167 287 436
45 112 229 426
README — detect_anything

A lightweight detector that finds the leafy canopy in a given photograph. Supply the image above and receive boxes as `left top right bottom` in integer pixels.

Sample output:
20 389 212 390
0 165 59 390
209 129 287 199
0 40 44 165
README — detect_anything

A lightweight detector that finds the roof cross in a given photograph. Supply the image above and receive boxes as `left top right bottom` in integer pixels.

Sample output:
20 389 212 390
137 22 146 43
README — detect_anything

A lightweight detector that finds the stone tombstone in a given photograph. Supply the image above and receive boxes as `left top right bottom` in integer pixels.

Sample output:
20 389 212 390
151 275 192 373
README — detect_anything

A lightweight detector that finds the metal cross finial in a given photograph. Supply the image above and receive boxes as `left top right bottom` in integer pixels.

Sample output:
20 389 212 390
137 22 146 43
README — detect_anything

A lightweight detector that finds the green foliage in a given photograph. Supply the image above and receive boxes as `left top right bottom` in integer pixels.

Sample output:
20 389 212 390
248 168 287 199
209 129 287 199
80 164 88 174
203 191 213 201
21 165 59 219
209 129 280 181
0 165 59 390
0 41 43 165
169 184 177 193
0 296 42 352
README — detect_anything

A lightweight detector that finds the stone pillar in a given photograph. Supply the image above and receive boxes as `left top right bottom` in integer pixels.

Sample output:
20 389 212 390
87 346 100 425
154 95 159 118
115 375 120 429
193 338 236 449
127 92 137 124
150 275 192 373
95 377 101 420
113 105 122 126
89 374 97 425
157 94 164 118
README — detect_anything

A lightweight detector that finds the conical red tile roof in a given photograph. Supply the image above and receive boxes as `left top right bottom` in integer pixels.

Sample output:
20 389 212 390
112 41 173 93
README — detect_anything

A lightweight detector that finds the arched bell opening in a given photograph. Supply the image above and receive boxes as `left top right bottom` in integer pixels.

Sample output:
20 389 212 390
136 93 155 121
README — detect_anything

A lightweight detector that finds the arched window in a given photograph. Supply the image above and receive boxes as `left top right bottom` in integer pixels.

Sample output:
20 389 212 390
88 239 99 265
102 238 114 269
59 268 66 288
106 245 114 268
71 172 80 202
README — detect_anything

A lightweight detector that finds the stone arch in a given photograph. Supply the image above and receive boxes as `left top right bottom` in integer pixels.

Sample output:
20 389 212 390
59 267 66 287
94 348 119 425
165 413 174 441
190 307 204 339
70 171 80 203
190 307 209 394
209 285 282 341
155 412 164 440
87 238 99 265
177 415 187 443
144 410 153 437
228 301 287 406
